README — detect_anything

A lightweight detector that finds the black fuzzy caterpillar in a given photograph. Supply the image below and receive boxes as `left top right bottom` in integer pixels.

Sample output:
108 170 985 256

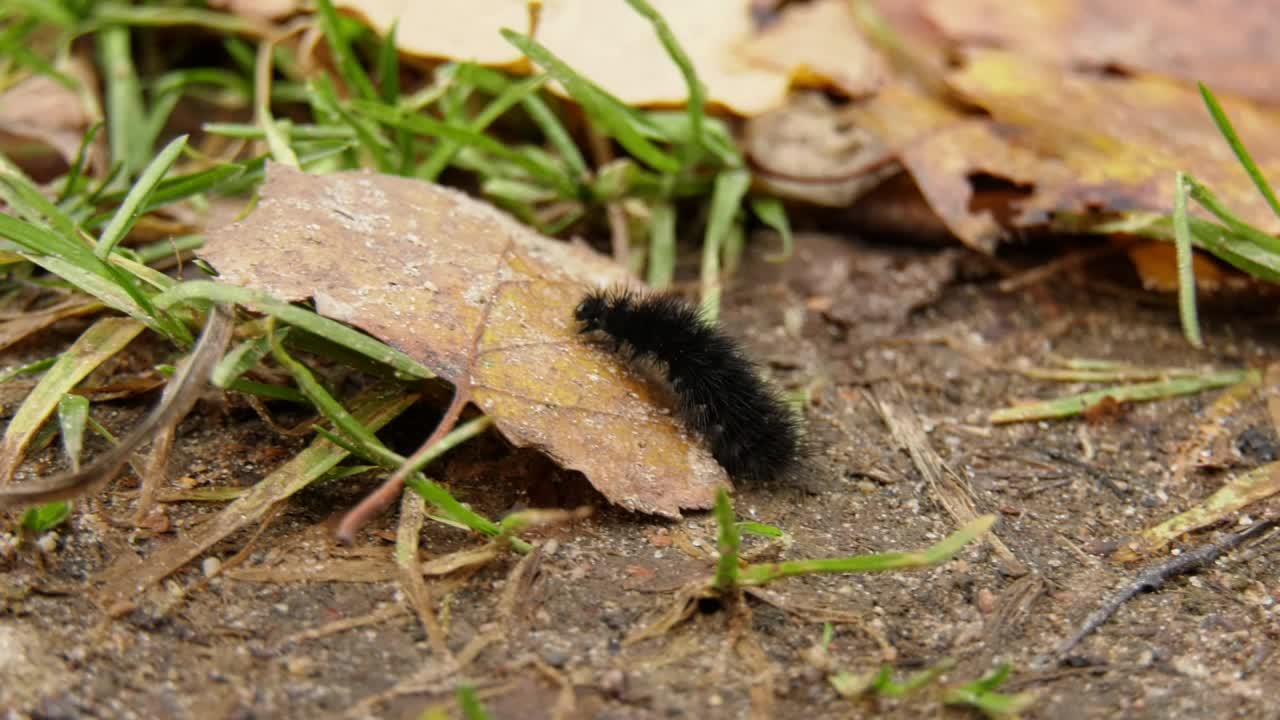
575 287 803 483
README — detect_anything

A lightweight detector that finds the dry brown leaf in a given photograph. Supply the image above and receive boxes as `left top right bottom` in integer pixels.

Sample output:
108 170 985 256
926 0 1280 105
745 92 896 207
1125 240 1229 293
848 80 1051 251
946 49 1280 235
848 48 1280 250
201 164 727 517
0 298 103 353
0 58 102 171
535 0 788 115
737 0 887 98
336 0 534 66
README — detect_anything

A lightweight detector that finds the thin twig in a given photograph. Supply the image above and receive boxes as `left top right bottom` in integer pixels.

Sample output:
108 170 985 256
1044 517 1278 665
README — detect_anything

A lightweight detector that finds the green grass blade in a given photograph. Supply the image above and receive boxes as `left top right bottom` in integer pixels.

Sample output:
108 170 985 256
377 20 400 103
644 112 741 167
1183 175 1280 255
737 515 995 586
87 3 268 35
500 29 680 174
751 196 794 262
713 488 741 591
97 25 147 178
736 521 785 538
153 281 433 380
0 167 86 248
457 686 494 720
134 234 206 266
989 369 1253 423
943 665 1036 718
354 101 578 198
56 393 90 472
95 134 189 259
623 0 705 163
211 332 275 388
269 326 394 455
204 123 355 141
55 121 103 204
21 253 152 326
646 202 676 288
455 64 592 184
313 0 379 101
722 220 745 275
0 357 57 385
262 115 301 167
0 317 145 483
307 76 393 172
1172 172 1203 348
419 73 552 182
158 360 307 403
21 500 71 534
294 366 502 542
700 169 751 318
1198 82 1280 221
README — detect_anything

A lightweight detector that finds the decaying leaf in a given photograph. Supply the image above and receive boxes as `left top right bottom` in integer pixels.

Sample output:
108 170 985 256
0 57 102 170
848 81 1051 251
946 49 1280 235
926 0 1280 105
745 93 896 207
1125 240 1234 293
201 164 727 517
847 48 1280 250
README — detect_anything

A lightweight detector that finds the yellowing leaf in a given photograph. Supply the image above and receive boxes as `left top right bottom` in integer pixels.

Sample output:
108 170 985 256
1112 461 1280 562
201 164 728 517
947 49 1280 235
848 81 1053 251
927 0 1280 105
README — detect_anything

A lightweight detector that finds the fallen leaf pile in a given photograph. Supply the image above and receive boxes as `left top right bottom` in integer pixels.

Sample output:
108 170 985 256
202 163 727 517
322 0 1280 286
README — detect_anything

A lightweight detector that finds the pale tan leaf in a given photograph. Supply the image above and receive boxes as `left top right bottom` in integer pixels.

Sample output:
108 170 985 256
201 164 727 517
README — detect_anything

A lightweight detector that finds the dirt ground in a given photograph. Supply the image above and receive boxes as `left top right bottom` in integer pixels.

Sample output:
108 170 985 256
2 232 1278 719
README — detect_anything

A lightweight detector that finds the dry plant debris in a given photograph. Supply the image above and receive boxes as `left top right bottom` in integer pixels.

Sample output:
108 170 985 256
946 49 1280 236
202 163 727 517
926 0 1280 105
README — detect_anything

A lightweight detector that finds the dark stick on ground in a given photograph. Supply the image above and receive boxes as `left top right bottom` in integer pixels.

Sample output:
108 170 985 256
1044 517 1279 666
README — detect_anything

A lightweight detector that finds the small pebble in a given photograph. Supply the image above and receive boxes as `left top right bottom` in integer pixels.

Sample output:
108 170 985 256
976 588 996 614
202 557 221 576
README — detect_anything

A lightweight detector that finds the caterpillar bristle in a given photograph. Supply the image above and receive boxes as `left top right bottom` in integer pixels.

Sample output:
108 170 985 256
574 287 804 483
